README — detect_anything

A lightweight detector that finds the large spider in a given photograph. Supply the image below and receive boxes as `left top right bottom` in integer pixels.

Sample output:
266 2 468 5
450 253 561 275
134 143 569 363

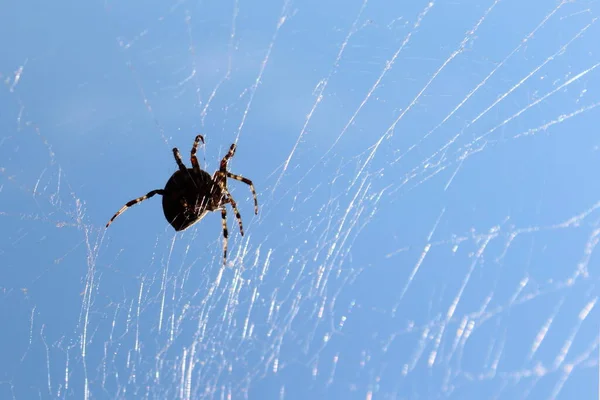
105 135 258 264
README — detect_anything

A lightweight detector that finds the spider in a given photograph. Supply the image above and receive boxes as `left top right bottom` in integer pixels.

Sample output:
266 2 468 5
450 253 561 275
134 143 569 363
105 135 258 264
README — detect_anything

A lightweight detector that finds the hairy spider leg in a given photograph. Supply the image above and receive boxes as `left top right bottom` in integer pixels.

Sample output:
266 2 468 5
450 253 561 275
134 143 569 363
221 207 228 264
212 143 236 197
212 143 236 191
220 143 237 172
172 148 187 172
106 189 165 228
220 185 244 236
226 172 258 215
215 143 259 215
190 134 204 174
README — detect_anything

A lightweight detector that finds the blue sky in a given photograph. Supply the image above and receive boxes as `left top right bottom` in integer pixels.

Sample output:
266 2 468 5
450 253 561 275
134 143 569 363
1 0 599 399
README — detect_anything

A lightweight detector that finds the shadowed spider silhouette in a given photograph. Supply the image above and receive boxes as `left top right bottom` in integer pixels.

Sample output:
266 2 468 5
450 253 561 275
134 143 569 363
105 135 258 263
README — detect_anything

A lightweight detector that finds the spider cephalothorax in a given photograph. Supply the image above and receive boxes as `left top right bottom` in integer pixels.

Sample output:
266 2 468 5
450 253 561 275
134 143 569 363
106 135 258 263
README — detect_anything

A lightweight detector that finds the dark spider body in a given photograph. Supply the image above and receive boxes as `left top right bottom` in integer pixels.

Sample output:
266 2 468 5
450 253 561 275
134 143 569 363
106 135 258 263
162 168 217 231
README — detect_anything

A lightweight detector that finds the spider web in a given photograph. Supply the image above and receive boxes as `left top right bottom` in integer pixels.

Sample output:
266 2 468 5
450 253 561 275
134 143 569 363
1 0 599 399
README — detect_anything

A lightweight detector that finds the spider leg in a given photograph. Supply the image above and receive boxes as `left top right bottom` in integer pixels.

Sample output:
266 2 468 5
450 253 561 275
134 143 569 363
172 148 187 172
190 134 204 174
227 197 244 236
220 187 244 236
213 169 229 194
106 189 165 228
221 207 228 265
219 143 237 172
226 172 258 215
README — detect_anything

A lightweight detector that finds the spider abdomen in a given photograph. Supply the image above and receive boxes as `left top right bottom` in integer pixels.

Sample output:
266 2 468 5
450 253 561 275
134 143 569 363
162 168 220 231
